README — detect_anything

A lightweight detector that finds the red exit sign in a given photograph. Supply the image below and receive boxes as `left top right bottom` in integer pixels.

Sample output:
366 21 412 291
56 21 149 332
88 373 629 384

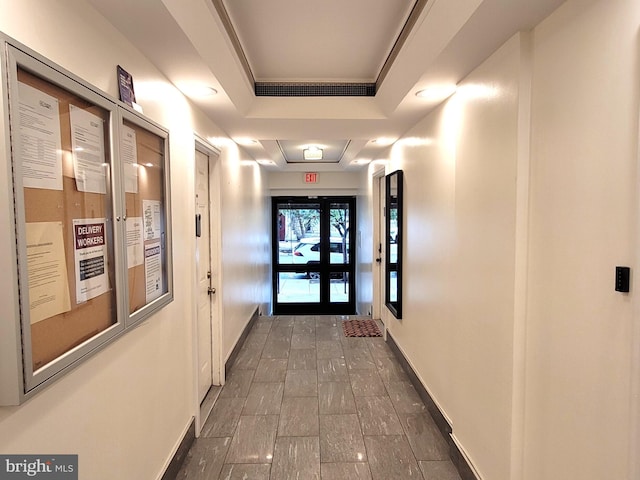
304 172 318 183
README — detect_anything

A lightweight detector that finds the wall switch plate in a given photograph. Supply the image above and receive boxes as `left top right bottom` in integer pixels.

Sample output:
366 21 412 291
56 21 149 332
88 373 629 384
615 266 630 293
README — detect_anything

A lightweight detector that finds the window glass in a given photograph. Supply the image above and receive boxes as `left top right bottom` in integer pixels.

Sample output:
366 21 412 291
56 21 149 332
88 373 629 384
15 67 117 371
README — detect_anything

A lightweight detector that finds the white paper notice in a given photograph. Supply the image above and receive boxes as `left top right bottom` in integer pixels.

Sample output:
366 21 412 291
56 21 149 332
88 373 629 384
121 124 138 193
73 218 109 303
126 216 144 268
25 222 71 324
69 104 107 194
142 200 162 240
144 241 163 303
17 82 63 190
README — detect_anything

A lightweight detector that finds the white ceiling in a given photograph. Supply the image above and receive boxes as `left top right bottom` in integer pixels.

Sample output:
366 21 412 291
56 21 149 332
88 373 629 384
220 0 416 83
87 0 566 171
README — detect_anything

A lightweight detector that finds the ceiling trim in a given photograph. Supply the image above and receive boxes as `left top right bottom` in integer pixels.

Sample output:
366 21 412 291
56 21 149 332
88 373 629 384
376 0 431 91
210 0 255 85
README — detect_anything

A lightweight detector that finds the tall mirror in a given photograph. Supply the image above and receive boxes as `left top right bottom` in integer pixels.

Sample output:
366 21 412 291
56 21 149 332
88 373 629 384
385 170 403 318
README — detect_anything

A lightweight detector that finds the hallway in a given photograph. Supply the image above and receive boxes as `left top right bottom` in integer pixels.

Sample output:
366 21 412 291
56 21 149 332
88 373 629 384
2 1 640 478
177 315 460 480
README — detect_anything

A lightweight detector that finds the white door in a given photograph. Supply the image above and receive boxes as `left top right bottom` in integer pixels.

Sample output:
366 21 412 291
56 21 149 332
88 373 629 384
195 150 213 403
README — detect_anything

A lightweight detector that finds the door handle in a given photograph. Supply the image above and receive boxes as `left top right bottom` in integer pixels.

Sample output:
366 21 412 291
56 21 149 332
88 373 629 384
208 286 216 295
375 258 382 263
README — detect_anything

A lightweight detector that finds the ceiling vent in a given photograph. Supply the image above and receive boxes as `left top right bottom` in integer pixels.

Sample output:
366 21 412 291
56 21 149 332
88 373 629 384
255 82 376 97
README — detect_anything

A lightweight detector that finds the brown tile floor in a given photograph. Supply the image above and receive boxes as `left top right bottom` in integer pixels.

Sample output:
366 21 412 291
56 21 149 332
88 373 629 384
176 315 461 480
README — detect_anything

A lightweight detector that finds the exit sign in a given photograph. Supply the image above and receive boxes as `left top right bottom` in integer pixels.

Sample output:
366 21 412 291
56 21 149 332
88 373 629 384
305 172 318 183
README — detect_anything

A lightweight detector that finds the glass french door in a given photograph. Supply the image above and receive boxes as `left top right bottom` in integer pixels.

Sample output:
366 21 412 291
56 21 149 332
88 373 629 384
272 197 356 314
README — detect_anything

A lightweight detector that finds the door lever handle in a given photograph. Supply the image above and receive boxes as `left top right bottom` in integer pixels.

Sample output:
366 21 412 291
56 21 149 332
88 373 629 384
208 286 216 295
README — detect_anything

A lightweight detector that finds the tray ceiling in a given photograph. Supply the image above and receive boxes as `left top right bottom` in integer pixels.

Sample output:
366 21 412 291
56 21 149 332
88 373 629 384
216 0 419 84
86 0 567 171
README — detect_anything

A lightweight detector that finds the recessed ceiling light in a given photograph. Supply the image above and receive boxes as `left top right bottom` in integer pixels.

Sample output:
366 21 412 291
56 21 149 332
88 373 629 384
257 159 275 165
398 137 432 147
352 158 371 165
371 137 395 146
303 146 323 160
234 138 258 146
208 136 231 147
179 84 218 98
415 84 457 101
456 83 499 99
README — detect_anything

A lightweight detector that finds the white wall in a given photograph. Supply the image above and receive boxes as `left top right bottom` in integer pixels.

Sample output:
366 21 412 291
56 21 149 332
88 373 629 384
0 1 269 478
524 0 639 478
370 34 525 480
357 0 640 478
220 144 271 359
269 171 361 196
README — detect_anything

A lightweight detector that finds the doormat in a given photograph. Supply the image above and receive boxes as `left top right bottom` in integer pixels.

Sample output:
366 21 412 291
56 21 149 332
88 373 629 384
342 319 382 337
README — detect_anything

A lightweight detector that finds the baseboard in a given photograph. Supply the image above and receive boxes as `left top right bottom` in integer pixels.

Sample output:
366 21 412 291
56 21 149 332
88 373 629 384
450 434 483 480
225 307 260 377
160 417 195 480
199 385 222 432
385 332 479 480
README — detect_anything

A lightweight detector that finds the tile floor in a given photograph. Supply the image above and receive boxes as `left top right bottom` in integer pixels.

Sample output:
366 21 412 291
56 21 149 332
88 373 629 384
176 315 461 480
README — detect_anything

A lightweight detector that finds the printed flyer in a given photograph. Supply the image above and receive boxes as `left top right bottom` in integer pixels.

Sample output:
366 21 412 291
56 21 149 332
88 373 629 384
73 218 109 303
121 124 138 193
143 199 162 240
69 105 106 194
25 221 71 323
144 240 163 303
126 216 144 268
18 82 63 191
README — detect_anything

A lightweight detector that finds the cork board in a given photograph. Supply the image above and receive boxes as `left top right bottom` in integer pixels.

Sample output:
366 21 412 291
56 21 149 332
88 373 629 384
123 119 167 314
17 68 116 371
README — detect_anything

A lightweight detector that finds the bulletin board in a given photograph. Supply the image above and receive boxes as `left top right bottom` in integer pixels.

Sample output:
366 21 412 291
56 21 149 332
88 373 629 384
16 67 117 371
122 118 168 315
1 37 173 403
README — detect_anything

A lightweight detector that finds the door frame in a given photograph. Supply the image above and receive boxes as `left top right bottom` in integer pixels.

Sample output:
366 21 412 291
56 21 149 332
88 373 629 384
272 196 356 315
192 136 223 434
372 167 386 329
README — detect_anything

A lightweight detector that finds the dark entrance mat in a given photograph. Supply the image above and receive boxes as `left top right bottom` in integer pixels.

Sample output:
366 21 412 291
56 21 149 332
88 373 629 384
342 319 382 337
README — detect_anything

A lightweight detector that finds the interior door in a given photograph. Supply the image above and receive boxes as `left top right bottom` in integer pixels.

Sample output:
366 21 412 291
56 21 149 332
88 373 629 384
195 150 213 403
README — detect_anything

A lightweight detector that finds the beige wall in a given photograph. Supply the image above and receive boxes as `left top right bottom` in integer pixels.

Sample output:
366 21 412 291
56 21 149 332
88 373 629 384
0 1 269 479
269 171 361 196
373 34 525 480
357 0 640 478
220 144 271 358
524 0 639 478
